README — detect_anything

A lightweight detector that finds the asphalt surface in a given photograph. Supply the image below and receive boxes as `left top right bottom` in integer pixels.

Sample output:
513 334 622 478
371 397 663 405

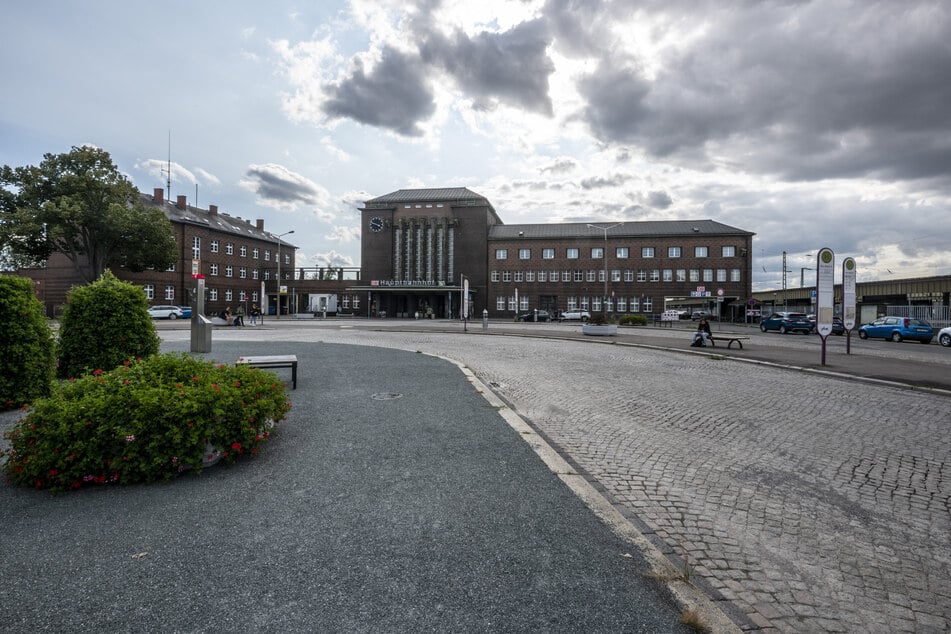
0 339 695 633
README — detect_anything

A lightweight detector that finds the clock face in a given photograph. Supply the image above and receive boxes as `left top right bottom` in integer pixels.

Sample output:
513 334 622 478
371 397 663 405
369 216 384 232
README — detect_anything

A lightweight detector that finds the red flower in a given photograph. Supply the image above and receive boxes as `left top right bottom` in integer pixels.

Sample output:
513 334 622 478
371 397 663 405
48 469 58 477
92 369 103 376
231 442 241 450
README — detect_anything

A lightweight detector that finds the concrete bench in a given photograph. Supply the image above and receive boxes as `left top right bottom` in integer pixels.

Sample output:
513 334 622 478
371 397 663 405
708 335 750 349
236 355 298 389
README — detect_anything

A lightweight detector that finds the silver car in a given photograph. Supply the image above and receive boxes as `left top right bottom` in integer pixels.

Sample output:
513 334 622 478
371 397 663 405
147 305 184 319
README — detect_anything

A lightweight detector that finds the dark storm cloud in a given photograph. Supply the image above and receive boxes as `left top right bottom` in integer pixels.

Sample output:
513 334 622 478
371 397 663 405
648 190 672 209
571 1 951 186
419 18 555 114
242 164 324 207
322 47 435 137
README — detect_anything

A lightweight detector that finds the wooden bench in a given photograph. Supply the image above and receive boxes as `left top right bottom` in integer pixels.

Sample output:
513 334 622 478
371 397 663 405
236 355 298 389
708 335 750 349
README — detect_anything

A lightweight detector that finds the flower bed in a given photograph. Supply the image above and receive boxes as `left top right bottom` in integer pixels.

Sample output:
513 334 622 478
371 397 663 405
1 353 291 491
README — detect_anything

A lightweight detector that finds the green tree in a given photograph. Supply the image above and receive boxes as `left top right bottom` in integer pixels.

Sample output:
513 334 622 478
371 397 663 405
0 275 54 408
0 146 177 283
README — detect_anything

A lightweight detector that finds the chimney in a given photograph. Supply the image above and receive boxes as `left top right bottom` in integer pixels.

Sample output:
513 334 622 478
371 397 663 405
209 204 218 216
153 188 164 204
256 219 264 230
176 195 187 210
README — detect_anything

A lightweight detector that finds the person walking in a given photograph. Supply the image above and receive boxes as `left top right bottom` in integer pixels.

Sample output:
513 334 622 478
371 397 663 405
249 304 259 326
234 305 245 327
691 318 712 347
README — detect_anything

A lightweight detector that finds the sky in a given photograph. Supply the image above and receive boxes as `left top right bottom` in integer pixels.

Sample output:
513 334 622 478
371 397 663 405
2 0 950 291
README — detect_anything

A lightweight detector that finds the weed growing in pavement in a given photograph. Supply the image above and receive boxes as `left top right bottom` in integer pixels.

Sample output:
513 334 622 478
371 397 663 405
679 608 709 631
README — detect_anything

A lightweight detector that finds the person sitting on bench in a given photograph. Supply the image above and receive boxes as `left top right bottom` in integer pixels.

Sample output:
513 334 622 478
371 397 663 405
691 318 711 347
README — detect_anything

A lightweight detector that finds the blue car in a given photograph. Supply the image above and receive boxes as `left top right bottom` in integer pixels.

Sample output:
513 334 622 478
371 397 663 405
858 317 933 344
759 311 814 334
176 305 193 318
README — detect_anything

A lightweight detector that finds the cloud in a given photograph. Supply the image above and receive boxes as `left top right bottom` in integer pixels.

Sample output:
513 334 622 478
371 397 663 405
540 157 577 174
647 190 672 209
135 159 200 186
326 225 361 243
419 18 555 115
193 167 221 186
310 249 355 268
580 173 632 189
322 47 436 136
239 163 330 211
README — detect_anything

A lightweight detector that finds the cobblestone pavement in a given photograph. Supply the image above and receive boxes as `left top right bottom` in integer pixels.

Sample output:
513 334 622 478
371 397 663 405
164 325 951 632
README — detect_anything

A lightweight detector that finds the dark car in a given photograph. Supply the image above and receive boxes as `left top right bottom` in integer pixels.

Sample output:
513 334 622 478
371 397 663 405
760 311 814 334
517 310 551 322
858 317 933 343
809 315 845 335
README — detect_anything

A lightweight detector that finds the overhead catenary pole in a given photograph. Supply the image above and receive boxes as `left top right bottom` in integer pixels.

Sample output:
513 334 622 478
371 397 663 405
587 222 622 315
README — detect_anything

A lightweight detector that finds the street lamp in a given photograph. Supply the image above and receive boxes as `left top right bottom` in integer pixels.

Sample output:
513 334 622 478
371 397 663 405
587 222 622 315
800 267 814 288
275 230 294 317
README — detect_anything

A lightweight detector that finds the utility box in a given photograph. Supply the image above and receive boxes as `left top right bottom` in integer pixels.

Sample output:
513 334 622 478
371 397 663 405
190 315 212 353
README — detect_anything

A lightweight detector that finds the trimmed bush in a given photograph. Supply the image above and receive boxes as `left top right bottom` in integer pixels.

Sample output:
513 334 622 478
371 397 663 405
0 275 55 409
1 353 291 491
618 314 648 326
57 270 159 378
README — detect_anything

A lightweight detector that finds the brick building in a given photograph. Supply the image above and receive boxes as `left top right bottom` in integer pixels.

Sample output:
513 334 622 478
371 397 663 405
358 187 755 319
19 188 298 317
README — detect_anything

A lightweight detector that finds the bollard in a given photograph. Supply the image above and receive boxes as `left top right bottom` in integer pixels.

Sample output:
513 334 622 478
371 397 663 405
482 308 488 331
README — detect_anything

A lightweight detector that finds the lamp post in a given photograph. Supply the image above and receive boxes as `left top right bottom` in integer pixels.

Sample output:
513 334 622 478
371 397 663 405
587 223 622 315
275 230 294 317
800 267 814 288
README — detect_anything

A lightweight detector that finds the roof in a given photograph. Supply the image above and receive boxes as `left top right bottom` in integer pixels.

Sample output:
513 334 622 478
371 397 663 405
363 187 491 207
489 219 753 240
140 192 296 248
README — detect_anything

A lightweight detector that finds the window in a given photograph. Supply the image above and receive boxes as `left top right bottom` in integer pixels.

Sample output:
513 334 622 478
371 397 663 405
731 269 741 282
663 269 673 282
637 269 647 282
166 263 176 272
592 297 602 311
587 270 597 282
284 253 290 265
253 248 259 259
631 296 640 312
240 267 247 279
495 249 508 260
143 284 154 300
550 269 559 282
210 240 218 254
239 291 247 302
192 237 201 259
668 246 681 258
703 269 713 282
226 243 234 255
341 295 350 309
616 247 629 259
676 269 686 282
497 297 506 310
264 249 271 262
508 296 517 311
562 270 571 282
526 271 535 282
722 246 736 257
491 271 500 282
606 298 614 311
642 247 654 258
695 246 708 258
542 248 555 259
643 297 653 312
209 288 218 301
502 271 512 282
567 248 579 259
717 269 727 282
611 270 621 282
598 270 606 282
617 297 627 311
591 247 604 259
624 269 634 282
580 296 589 310
519 248 531 260
574 270 584 282
538 271 547 282
225 265 233 278
210 263 219 276
567 296 578 310
514 271 523 283
650 269 660 282
352 296 359 310
225 289 233 302
519 296 528 311
690 269 700 282
264 271 271 281
165 285 174 301
240 245 247 257
252 291 258 302
252 269 259 280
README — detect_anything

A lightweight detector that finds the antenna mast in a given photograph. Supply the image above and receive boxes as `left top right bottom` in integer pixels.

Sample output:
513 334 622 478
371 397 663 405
166 130 171 201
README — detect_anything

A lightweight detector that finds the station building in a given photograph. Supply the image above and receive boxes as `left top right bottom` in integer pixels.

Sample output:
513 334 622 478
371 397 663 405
358 187 756 319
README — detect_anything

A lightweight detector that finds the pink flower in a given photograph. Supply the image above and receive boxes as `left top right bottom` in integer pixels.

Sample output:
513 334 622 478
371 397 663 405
125 435 136 442
171 456 178 463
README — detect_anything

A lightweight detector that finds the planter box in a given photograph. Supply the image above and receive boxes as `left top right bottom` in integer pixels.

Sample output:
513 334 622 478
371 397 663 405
582 324 618 336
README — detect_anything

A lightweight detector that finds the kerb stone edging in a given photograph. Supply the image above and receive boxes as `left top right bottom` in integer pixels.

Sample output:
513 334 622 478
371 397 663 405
430 352 744 634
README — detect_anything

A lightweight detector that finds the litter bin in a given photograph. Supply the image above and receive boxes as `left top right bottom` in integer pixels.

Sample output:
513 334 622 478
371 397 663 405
190 315 212 353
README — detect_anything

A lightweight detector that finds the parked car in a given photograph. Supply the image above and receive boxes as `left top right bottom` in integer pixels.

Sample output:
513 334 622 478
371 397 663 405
176 305 193 318
147 305 184 319
559 309 591 322
691 310 713 321
759 311 814 334
938 326 951 347
517 310 551 322
858 317 934 343
808 315 845 335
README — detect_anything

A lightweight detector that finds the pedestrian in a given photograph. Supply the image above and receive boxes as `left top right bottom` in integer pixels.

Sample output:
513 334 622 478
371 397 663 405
249 304 259 326
691 318 711 347
222 307 233 326
234 305 245 327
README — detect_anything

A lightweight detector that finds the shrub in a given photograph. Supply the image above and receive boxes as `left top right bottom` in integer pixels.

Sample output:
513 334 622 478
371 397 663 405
57 270 159 378
618 314 648 326
1 353 291 491
0 276 55 409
